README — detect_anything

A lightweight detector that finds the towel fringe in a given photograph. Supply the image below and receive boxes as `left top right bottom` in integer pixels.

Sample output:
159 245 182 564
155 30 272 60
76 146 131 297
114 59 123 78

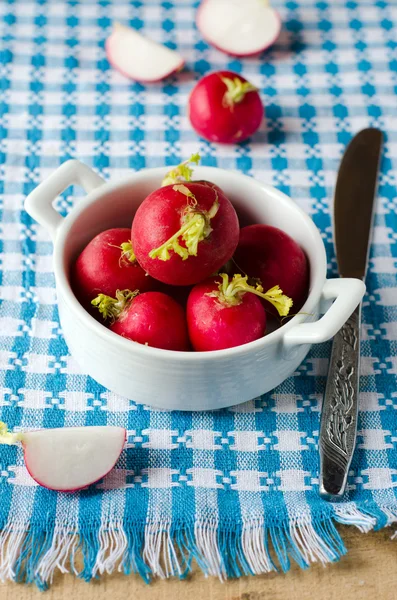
143 520 183 579
333 503 377 532
37 524 80 583
241 518 275 575
92 519 128 577
0 504 395 589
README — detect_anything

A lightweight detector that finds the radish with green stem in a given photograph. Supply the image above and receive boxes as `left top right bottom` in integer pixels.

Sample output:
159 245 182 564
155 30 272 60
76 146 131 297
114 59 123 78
0 422 126 492
187 273 292 351
131 180 239 285
188 71 264 144
72 228 154 312
234 224 309 311
92 290 190 351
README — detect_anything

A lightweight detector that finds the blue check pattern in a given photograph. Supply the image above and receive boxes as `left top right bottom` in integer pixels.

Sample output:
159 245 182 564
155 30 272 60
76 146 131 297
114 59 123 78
0 0 397 589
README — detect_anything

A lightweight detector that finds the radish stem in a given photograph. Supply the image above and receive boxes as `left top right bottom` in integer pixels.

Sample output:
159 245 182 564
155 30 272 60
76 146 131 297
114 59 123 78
108 240 136 264
120 241 136 263
221 76 258 107
0 421 23 445
161 153 201 186
92 289 139 321
149 186 219 261
207 273 293 316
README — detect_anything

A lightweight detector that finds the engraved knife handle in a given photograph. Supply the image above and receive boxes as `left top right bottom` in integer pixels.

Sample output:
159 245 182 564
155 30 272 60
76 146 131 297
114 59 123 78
319 303 361 498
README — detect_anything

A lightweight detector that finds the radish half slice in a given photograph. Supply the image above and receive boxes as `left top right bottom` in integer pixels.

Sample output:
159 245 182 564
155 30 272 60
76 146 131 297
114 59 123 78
196 0 281 57
106 23 185 83
21 426 126 492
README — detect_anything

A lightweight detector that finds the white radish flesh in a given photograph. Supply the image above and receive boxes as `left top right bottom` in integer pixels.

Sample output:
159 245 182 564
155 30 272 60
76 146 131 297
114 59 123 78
22 426 126 492
106 23 184 83
196 0 281 57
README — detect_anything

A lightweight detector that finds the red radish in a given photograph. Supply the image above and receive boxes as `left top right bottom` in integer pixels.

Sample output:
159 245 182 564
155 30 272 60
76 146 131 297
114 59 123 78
92 290 189 351
196 0 281 57
188 71 264 144
131 181 239 285
0 422 126 492
106 23 184 83
234 224 310 312
72 228 154 312
187 273 292 351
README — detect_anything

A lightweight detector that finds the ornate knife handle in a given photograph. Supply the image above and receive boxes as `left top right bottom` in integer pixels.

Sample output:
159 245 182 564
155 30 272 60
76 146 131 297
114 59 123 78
319 303 361 498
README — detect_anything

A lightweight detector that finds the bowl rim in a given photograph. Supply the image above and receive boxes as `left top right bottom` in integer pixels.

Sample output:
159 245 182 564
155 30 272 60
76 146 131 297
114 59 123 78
53 166 327 362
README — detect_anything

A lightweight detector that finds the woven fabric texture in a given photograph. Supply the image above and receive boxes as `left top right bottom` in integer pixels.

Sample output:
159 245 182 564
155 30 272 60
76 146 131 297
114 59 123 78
0 0 396 589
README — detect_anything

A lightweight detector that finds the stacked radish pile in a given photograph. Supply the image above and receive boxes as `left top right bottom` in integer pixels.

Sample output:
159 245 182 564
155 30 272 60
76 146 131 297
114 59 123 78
72 156 309 352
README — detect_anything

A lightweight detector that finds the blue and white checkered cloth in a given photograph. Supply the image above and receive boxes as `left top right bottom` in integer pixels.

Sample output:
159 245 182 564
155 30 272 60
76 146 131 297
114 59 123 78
1 0 397 589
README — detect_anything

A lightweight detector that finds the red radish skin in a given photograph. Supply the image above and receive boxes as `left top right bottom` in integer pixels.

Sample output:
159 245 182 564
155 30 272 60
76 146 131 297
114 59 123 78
93 291 190 351
131 182 239 286
72 228 154 312
196 0 282 57
23 431 126 492
111 292 189 351
187 277 266 351
188 71 264 144
187 274 292 352
234 224 309 311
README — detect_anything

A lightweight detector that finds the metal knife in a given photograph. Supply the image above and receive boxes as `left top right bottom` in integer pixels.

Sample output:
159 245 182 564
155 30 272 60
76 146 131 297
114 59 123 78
319 128 383 498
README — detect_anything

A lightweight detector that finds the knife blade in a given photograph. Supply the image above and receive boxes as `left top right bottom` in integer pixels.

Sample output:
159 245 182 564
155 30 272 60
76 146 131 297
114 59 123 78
319 128 383 498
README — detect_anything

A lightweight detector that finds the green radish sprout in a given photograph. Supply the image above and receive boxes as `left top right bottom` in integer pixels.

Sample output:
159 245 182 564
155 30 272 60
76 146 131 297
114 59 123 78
0 421 23 445
91 289 139 322
207 273 293 316
149 184 219 261
161 153 201 187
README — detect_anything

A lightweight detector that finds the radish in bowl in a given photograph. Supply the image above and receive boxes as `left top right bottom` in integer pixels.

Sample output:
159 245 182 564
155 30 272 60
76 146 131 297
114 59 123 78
188 71 264 144
131 180 239 285
0 422 126 492
187 273 292 351
196 0 281 57
234 224 310 312
72 228 155 312
92 290 190 351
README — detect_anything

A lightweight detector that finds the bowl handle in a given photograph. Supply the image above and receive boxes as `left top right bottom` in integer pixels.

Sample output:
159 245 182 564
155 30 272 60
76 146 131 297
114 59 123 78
24 160 105 241
283 278 366 348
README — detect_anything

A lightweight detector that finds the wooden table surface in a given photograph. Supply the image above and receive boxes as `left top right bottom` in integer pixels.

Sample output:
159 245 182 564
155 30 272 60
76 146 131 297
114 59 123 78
2 526 397 600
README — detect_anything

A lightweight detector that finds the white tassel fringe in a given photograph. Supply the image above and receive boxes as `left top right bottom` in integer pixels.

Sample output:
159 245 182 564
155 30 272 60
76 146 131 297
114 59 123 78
0 505 396 587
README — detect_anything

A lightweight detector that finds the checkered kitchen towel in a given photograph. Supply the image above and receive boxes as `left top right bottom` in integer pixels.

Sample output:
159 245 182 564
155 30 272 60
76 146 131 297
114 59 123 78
1 0 397 590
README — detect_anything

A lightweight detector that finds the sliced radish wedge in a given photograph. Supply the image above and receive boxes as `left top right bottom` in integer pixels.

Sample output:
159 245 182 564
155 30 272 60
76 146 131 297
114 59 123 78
0 423 126 492
106 23 185 83
196 0 281 57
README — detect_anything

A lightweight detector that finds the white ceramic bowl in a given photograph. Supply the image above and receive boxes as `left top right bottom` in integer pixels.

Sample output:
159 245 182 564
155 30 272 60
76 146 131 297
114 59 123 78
25 160 365 411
